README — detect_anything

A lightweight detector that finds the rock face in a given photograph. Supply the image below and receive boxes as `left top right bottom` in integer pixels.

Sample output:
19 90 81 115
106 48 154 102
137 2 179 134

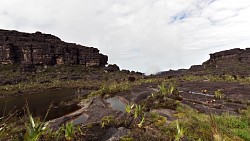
202 48 250 69
0 29 108 67
188 48 250 74
159 48 250 76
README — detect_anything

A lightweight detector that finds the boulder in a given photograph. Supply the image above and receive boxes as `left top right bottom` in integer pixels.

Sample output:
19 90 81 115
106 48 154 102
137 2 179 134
104 64 120 72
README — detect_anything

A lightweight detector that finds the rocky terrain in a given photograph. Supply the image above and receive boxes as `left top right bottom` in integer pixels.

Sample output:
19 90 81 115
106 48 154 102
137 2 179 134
160 48 250 77
0 29 108 67
191 48 250 73
0 30 249 141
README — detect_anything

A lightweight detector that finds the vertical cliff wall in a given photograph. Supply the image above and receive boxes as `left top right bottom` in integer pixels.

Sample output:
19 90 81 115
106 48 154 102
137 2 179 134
0 29 108 67
189 48 250 74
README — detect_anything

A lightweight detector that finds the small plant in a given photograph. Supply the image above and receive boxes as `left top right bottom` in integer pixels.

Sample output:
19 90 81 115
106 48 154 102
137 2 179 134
209 114 224 141
134 104 144 119
125 103 134 115
101 116 114 128
174 120 184 141
24 103 51 141
168 83 175 94
158 83 167 96
0 121 6 137
24 112 48 141
214 89 223 99
158 83 176 97
149 112 167 127
64 122 75 141
137 116 145 128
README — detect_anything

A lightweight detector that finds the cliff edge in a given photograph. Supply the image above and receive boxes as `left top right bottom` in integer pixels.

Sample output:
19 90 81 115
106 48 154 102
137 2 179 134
0 29 108 67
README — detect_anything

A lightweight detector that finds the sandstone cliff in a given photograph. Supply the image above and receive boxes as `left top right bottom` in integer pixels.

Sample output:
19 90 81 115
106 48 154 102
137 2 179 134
189 48 250 72
159 48 250 76
0 29 108 67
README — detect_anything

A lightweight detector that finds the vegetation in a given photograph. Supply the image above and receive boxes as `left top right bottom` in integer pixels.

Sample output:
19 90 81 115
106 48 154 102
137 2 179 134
0 64 143 96
101 116 114 128
182 74 250 84
174 120 184 141
88 82 131 98
214 89 224 99
1 92 250 140
1 65 250 140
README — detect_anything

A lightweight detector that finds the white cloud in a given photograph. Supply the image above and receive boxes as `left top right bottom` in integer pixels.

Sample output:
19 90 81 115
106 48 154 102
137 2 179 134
1 0 250 74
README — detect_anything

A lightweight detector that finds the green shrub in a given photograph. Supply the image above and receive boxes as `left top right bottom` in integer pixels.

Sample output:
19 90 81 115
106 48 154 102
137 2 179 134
214 89 223 99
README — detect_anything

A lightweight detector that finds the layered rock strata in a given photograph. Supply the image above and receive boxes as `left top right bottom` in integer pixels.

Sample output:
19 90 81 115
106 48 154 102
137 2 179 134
0 29 108 67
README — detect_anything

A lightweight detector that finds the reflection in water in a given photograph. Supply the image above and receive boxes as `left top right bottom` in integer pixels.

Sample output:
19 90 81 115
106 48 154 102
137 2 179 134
106 97 126 112
72 114 89 125
0 89 90 120
188 91 214 97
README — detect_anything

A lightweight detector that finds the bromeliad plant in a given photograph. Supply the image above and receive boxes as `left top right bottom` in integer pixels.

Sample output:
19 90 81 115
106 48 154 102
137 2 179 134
158 83 168 96
158 83 176 96
174 120 184 141
125 104 135 115
214 89 223 99
125 103 146 128
24 104 49 141
64 122 75 141
101 116 114 128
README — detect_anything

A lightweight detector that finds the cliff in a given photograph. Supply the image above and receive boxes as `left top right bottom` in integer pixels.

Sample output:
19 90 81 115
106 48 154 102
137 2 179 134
202 48 250 69
159 48 250 76
189 48 250 74
0 29 108 67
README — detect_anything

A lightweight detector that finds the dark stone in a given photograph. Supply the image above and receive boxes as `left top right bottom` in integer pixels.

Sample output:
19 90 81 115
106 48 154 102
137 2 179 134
128 76 136 82
202 48 250 70
0 29 108 67
121 69 130 74
39 80 52 84
103 127 130 141
104 64 120 72
189 65 203 71
20 63 37 72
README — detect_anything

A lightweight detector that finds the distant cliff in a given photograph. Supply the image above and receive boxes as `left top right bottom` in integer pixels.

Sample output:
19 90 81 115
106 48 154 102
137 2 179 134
190 48 250 72
0 29 108 67
159 48 250 76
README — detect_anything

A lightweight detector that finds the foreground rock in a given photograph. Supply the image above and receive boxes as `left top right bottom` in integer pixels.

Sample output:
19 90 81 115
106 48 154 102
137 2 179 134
49 96 124 129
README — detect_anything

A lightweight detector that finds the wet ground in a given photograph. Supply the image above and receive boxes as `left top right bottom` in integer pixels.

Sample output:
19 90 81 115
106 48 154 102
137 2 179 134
0 88 91 120
179 81 250 114
2 79 250 140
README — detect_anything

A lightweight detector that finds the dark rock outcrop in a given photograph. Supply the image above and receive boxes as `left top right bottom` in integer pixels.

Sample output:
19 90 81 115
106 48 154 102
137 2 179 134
202 48 250 69
0 29 108 67
104 64 120 72
188 48 250 75
158 48 250 76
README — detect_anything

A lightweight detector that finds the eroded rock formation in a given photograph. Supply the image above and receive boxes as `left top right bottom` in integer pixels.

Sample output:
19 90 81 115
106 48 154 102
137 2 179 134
159 48 250 76
0 29 108 67
202 48 250 69
188 48 250 73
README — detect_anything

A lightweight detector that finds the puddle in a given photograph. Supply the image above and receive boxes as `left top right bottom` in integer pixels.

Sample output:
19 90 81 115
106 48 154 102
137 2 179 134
179 91 214 97
72 114 89 125
106 97 126 112
0 88 91 120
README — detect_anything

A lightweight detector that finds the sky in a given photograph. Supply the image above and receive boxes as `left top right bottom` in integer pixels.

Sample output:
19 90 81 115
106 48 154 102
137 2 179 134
1 0 250 74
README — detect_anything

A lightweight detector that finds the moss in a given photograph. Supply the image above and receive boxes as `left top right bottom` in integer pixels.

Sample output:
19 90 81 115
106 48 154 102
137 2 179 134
120 136 135 141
